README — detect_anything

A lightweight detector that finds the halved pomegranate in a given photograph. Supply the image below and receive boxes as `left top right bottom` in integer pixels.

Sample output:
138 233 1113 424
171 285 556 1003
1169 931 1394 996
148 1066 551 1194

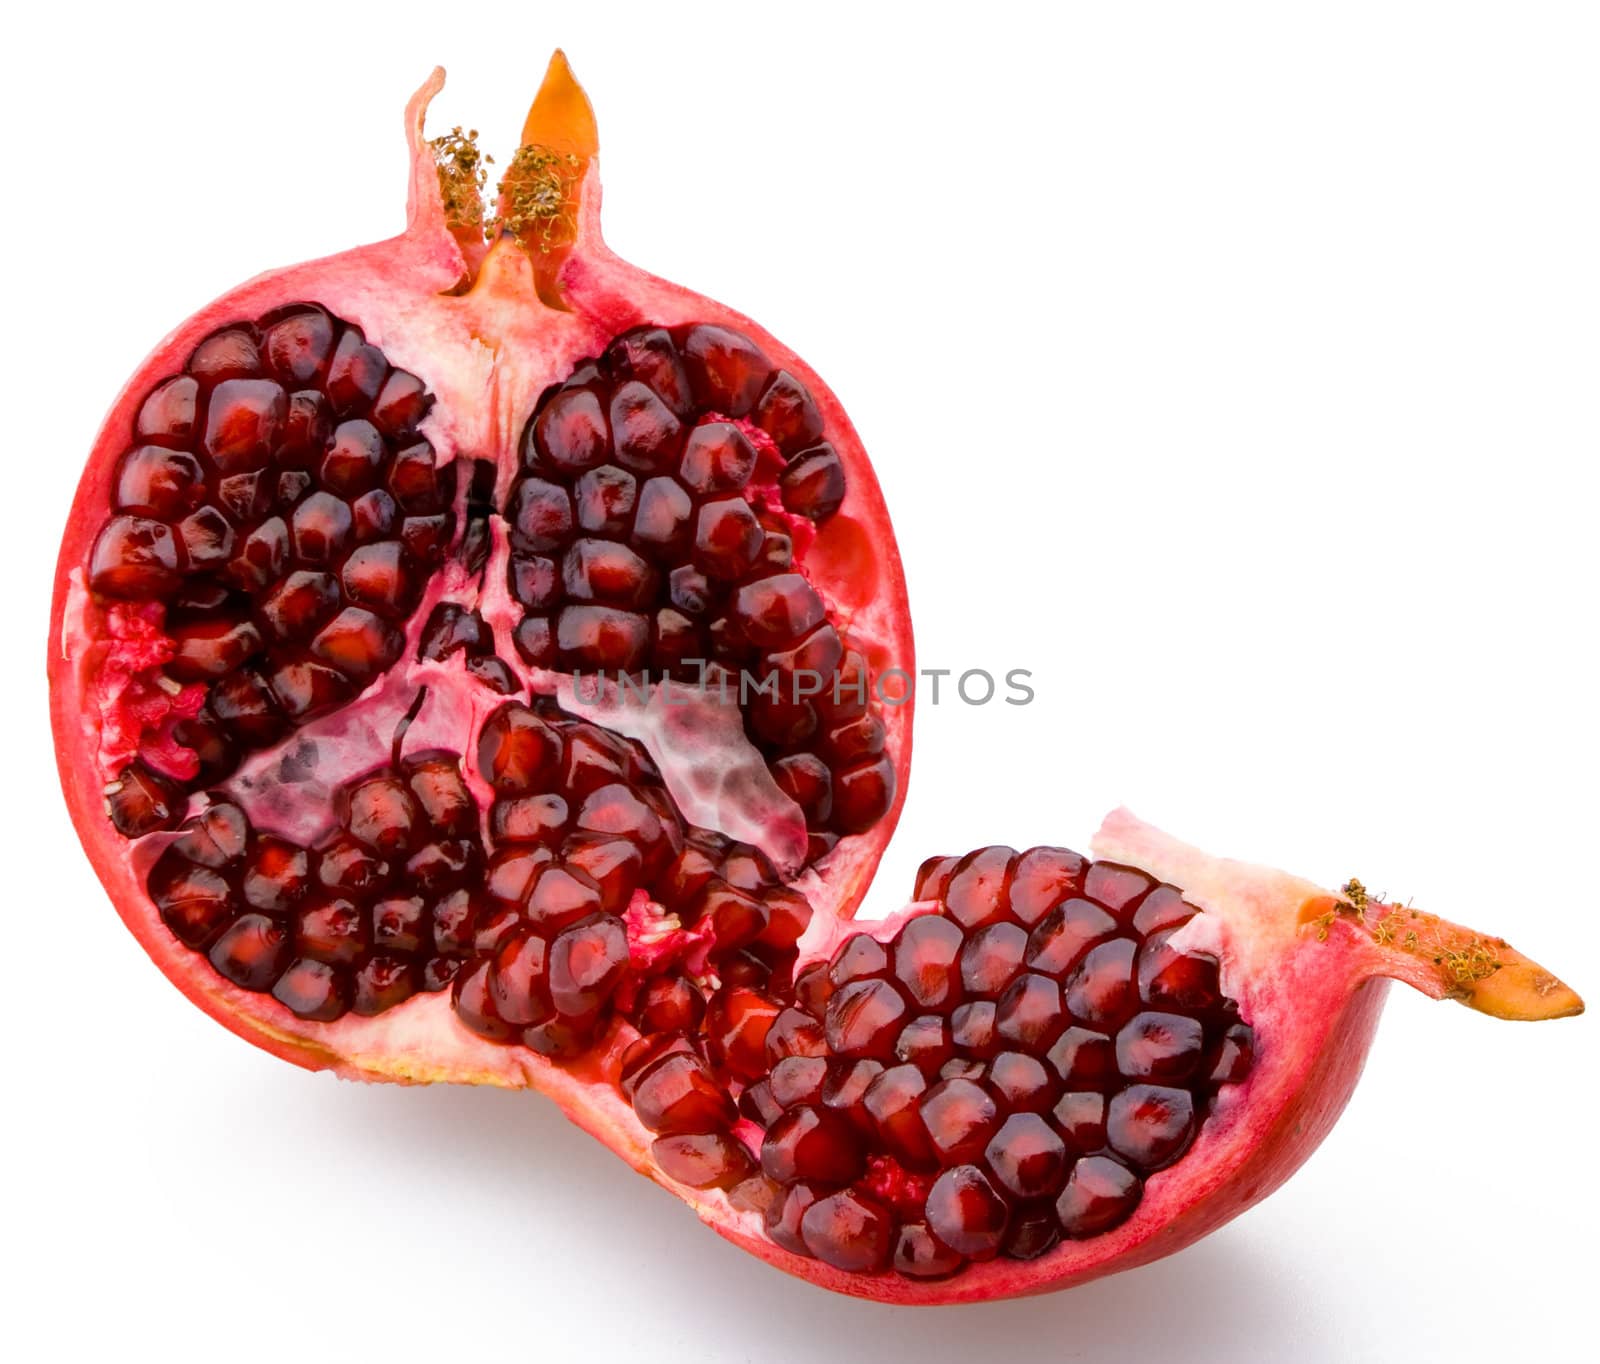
49 54 1581 1304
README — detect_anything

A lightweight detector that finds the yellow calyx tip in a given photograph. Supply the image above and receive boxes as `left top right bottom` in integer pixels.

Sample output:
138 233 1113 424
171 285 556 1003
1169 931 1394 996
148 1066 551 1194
1461 958 1584 1022
521 48 599 161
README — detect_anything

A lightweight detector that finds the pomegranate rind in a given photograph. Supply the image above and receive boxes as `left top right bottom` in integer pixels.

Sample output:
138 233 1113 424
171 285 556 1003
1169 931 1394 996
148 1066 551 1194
48 66 911 1086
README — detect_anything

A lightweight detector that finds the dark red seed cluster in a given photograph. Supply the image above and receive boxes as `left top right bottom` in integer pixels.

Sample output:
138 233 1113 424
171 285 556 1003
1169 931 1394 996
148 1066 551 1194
146 749 484 1020
505 324 892 845
619 845 1253 1280
456 700 815 1055
92 305 453 835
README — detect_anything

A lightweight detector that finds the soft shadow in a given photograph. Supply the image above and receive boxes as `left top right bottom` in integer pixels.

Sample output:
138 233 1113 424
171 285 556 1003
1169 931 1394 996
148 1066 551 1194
313 1078 1311 1363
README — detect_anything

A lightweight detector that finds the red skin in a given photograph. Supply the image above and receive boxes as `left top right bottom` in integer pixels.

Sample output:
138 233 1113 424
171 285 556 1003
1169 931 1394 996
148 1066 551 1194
48 59 1580 1304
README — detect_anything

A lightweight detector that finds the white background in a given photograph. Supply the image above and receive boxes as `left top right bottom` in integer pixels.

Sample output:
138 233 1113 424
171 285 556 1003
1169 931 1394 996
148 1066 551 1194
4 3 1596 1360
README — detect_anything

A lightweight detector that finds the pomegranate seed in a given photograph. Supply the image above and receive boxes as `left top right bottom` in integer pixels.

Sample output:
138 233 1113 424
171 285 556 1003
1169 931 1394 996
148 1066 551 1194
706 987 781 1080
894 1014 955 1075
171 803 250 868
262 307 334 386
532 388 610 474
949 1000 1000 1058
563 836 644 913
913 854 959 902
114 445 204 518
208 913 290 990
371 895 428 955
1007 846 1089 926
1046 1026 1115 1088
1083 862 1156 919
273 653 350 724
697 882 768 949
893 1221 964 1280
995 972 1066 1050
986 1052 1059 1114
388 441 444 512
343 776 426 858
260 570 340 640
510 477 574 550
739 1079 784 1127
820 1057 883 1132
609 382 684 473
757 886 813 952
765 1007 827 1062
202 378 287 471
828 933 888 986
294 896 366 966
451 959 515 1041
1065 938 1139 1027
320 419 385 494
863 1064 937 1170
548 915 628 1016
692 497 763 580
765 1182 821 1255
477 704 562 794
1053 1092 1109 1152
557 604 649 670
351 955 417 1015
752 371 824 454
959 922 1027 998
1131 884 1197 937
985 1112 1068 1199
317 836 389 896
371 369 430 436
761 1105 865 1185
242 838 310 913
1115 1011 1205 1082
341 542 416 619
778 444 847 521
799 1190 893 1273
944 847 1016 930
1137 930 1222 1011
522 866 601 932
291 491 353 563
772 753 833 824
830 757 896 834
1003 1209 1062 1261
769 1055 828 1109
573 465 637 535
136 374 199 445
1106 1085 1196 1171
679 325 771 417
824 978 909 1060
1025 898 1118 977
1056 1155 1142 1238
632 1051 736 1134
150 858 236 947
919 1077 1000 1165
925 1165 1009 1260
1209 1023 1255 1084
90 516 182 598
892 914 964 1009
271 958 350 1021
404 756 476 836
189 324 261 380
524 1014 599 1058
490 929 552 1026
430 889 479 956
652 1131 754 1190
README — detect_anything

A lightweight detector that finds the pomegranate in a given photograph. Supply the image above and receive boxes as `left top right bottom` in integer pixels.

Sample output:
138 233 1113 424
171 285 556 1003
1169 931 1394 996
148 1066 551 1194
48 54 1582 1305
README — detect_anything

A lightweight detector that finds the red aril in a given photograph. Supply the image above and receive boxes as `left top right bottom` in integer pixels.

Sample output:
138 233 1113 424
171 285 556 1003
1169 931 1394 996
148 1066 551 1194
49 54 1581 1306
